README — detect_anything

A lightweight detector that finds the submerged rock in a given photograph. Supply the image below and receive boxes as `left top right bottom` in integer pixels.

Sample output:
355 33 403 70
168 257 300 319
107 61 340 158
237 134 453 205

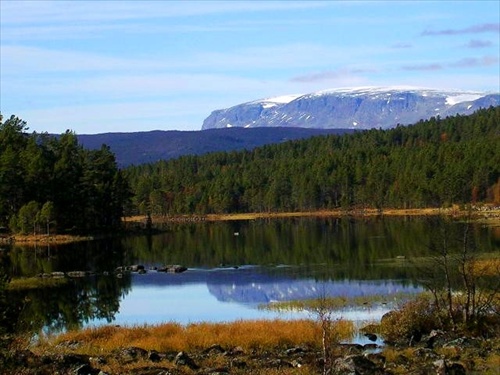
158 265 188 273
66 271 89 278
364 333 378 342
129 264 145 272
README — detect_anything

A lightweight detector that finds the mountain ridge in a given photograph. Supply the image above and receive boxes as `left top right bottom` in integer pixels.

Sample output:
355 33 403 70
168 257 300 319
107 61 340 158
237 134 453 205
202 86 500 130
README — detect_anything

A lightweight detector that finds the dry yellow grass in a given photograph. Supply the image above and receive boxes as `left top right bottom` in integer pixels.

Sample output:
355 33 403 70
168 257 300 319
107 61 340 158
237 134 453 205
482 353 500 375
436 346 461 360
471 258 500 277
382 347 416 363
43 319 354 354
32 319 354 375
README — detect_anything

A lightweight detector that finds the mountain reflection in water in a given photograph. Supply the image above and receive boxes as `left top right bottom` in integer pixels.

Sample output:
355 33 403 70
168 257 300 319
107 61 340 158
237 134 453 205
5 216 498 335
90 266 422 327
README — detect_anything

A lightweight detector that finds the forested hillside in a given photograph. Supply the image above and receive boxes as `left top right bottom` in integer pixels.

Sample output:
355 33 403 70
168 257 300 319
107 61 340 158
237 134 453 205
77 127 353 167
0 115 130 234
125 107 500 215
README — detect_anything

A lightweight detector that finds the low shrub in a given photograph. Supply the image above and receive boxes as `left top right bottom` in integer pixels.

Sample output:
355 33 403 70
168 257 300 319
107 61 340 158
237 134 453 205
379 294 442 343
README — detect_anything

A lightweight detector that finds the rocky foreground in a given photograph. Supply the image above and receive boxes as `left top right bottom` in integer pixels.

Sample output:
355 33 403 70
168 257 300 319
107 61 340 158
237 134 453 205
2 329 498 375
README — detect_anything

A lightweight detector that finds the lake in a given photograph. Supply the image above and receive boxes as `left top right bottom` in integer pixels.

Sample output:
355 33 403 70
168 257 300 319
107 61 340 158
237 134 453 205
3 216 499 336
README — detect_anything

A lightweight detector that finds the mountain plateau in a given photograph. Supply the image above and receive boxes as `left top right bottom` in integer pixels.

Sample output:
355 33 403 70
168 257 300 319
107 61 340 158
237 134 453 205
202 86 500 130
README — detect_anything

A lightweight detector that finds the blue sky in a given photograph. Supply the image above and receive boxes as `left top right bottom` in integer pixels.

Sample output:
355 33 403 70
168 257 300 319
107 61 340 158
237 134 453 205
1 1 499 134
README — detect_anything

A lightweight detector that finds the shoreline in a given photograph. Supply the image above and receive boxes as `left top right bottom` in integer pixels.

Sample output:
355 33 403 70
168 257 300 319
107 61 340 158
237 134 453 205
3 206 500 245
137 206 500 225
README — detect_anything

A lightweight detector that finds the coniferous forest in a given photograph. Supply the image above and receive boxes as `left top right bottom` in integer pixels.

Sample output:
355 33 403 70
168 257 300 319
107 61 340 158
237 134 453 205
1 107 499 234
125 107 500 216
0 115 130 234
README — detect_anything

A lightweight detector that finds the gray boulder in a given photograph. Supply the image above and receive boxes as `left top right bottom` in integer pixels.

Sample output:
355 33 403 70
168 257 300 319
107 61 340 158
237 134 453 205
331 354 384 375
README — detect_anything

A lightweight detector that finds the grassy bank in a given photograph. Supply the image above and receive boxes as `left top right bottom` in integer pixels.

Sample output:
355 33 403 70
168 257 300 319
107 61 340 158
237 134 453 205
3 289 500 374
38 319 355 354
30 319 354 374
23 312 500 375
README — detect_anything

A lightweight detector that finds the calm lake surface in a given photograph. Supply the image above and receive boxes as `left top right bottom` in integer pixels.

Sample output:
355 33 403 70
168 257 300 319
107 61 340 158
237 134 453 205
3 216 500 336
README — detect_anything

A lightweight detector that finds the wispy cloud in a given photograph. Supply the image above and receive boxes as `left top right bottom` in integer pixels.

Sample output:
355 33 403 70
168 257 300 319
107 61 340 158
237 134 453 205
401 55 498 72
449 56 499 68
462 39 494 49
290 71 342 83
286 68 374 91
402 63 443 71
289 67 375 84
391 42 413 49
421 23 499 36
2 1 498 133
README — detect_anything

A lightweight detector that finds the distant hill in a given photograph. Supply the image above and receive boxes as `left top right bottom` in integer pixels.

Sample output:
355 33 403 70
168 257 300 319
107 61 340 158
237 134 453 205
77 127 352 167
202 86 500 130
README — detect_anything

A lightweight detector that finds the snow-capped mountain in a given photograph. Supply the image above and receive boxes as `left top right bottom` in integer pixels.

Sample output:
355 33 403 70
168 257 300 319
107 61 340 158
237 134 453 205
202 87 500 130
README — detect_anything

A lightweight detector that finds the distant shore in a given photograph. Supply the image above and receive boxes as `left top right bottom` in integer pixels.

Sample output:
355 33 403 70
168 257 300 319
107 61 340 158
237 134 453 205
3 206 499 245
134 206 500 224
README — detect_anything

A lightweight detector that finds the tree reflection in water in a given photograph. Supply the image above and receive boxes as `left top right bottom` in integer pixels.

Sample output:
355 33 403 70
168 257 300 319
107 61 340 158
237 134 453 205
3 216 499 334
4 239 132 335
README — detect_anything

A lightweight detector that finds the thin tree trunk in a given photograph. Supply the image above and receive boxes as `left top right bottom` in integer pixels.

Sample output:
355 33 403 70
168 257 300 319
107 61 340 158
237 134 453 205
442 229 457 329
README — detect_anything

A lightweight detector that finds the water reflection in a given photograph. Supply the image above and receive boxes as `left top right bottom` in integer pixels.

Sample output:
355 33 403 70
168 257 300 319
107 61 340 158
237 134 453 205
10 275 132 334
3 216 499 334
3 239 132 335
91 267 422 327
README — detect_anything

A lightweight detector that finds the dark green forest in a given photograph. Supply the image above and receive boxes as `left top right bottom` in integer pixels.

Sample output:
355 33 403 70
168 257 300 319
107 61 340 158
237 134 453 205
1 107 499 234
0 115 130 234
125 107 500 216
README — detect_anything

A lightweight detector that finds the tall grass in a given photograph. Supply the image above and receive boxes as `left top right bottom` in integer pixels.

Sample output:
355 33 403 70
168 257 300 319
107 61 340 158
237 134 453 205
42 319 354 354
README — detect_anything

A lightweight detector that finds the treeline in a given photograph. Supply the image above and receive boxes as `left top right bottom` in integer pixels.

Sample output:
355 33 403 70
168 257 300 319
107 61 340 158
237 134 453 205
125 107 500 215
0 115 130 234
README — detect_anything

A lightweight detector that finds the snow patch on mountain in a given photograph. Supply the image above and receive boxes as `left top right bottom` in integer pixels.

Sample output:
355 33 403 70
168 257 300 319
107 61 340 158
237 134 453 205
445 93 483 105
255 94 302 109
201 87 499 131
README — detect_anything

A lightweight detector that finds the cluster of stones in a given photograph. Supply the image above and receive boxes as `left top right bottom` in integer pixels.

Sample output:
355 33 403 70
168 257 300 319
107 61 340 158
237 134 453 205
4 330 492 375
37 264 188 279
